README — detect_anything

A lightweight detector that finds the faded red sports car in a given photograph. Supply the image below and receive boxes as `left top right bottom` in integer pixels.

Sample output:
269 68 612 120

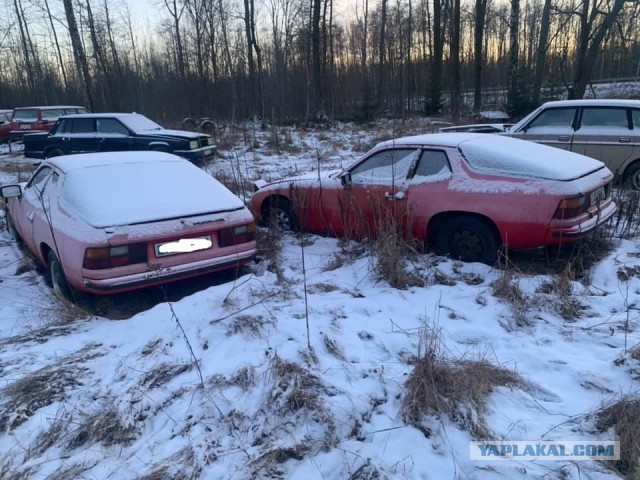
1 151 256 297
250 133 616 264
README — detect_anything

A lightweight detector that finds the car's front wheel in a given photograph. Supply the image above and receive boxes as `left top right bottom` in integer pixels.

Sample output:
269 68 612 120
435 216 499 265
266 198 298 232
47 250 75 300
46 148 64 158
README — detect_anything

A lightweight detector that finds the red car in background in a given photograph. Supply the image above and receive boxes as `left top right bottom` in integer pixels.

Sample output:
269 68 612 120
0 109 12 143
10 105 88 141
251 133 617 264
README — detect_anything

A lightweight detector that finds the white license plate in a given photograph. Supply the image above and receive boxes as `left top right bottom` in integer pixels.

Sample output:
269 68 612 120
20 124 30 130
154 236 212 257
590 187 605 206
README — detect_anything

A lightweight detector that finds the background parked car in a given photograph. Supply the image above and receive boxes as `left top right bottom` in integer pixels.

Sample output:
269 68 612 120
9 105 88 141
506 99 640 189
23 112 216 162
0 109 12 143
251 133 616 264
0 151 256 297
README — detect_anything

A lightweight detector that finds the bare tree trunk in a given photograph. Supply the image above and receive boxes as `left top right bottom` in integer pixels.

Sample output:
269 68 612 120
377 0 387 109
63 0 94 109
44 0 68 90
506 0 520 114
428 0 443 114
570 0 627 99
311 0 323 116
13 0 37 98
473 0 488 112
164 0 187 82
450 0 461 117
531 0 552 104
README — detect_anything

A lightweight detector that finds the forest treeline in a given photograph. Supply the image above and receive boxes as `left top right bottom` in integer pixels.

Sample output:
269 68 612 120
1 0 639 124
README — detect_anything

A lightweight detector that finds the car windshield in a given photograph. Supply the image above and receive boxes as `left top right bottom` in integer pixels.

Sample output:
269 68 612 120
119 114 163 133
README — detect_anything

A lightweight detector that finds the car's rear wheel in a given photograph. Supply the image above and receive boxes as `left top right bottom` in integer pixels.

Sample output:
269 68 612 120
46 148 64 158
47 250 75 300
623 162 640 190
267 198 298 232
435 216 499 264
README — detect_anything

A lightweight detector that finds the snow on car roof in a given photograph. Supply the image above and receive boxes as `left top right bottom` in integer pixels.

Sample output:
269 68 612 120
539 98 640 108
56 152 245 228
55 112 138 119
375 133 604 181
12 105 86 110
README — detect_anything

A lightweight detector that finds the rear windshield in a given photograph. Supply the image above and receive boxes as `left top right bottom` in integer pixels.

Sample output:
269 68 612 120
12 109 38 121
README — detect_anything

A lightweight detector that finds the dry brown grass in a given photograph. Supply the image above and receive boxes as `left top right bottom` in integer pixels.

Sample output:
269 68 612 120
141 363 191 389
491 263 529 327
612 188 640 239
402 324 521 438
138 446 201 480
66 403 138 450
226 314 272 337
595 396 640 479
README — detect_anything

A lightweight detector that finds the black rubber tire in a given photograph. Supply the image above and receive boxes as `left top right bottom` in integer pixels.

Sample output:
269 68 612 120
47 251 75 300
267 198 299 232
46 148 64 158
435 216 499 265
623 162 640 190
182 117 197 129
4 211 21 243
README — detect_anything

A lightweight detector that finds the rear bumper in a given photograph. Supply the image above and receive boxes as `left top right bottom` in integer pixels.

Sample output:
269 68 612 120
546 200 617 243
82 249 255 294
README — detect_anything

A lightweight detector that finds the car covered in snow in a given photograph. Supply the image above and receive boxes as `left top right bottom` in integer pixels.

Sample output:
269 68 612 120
506 99 640 189
22 113 216 162
250 133 616 264
0 151 256 297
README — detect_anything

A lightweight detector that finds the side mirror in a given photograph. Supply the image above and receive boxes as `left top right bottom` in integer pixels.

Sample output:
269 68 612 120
0 184 22 199
341 172 352 187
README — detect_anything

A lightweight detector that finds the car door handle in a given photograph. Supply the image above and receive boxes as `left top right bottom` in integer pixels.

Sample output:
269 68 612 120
27 211 35 222
619 137 631 143
384 191 405 201
557 136 570 142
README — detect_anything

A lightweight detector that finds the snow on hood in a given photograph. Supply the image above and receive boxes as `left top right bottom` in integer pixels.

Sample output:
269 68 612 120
260 169 342 189
146 128 201 139
62 158 245 228
459 134 605 180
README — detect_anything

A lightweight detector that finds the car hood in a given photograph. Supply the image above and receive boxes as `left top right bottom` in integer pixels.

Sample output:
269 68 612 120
141 129 202 140
62 160 244 228
257 169 342 190
459 134 606 181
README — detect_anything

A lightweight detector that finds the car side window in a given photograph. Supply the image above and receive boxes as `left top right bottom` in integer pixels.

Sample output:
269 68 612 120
70 118 95 133
526 108 577 130
579 107 629 130
631 110 640 129
97 119 129 136
24 166 53 202
350 148 420 184
413 150 451 178
43 109 64 121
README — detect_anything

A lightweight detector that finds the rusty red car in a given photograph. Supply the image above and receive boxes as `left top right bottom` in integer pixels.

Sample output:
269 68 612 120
250 133 616 264
1 151 256 298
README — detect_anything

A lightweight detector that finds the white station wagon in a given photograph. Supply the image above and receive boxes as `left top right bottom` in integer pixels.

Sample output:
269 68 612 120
506 99 640 189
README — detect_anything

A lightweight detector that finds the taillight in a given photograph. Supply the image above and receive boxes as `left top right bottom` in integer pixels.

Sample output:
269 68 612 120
553 195 587 219
218 223 256 247
83 243 147 269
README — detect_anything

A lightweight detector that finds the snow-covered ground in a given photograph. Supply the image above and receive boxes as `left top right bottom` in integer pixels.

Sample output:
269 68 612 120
0 119 638 479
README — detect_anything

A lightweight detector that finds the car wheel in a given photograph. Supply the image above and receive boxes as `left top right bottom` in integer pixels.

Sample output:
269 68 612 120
268 199 298 232
435 216 499 264
624 162 640 190
47 250 75 300
182 117 196 129
46 148 64 158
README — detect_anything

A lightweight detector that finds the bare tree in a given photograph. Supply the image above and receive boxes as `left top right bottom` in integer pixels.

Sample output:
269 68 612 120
472 0 488 112
63 0 94 109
